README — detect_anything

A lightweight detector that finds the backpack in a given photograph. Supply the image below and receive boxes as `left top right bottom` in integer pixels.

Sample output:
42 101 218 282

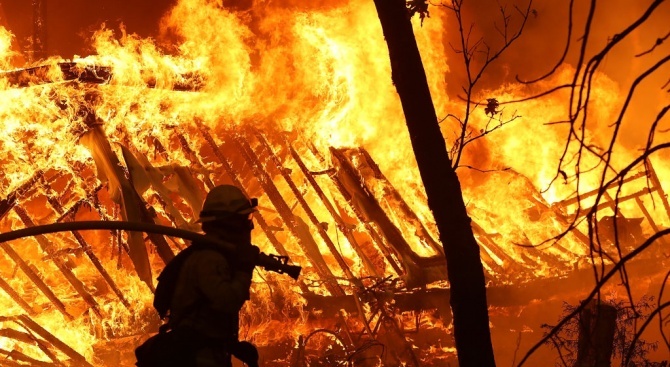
138 242 259 367
153 241 226 321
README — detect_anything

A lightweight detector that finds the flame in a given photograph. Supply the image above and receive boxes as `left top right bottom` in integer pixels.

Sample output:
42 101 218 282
0 0 668 365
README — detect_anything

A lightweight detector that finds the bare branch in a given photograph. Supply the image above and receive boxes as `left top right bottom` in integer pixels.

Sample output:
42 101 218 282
635 30 670 57
517 228 670 366
460 165 510 173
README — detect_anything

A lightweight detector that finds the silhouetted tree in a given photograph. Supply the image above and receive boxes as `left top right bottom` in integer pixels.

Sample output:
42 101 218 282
371 0 529 365
513 0 670 365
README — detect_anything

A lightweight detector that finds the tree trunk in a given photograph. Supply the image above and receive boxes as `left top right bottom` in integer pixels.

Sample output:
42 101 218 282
371 1 496 366
575 300 617 367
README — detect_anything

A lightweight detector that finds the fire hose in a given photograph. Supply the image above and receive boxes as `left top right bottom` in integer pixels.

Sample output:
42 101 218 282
0 220 301 280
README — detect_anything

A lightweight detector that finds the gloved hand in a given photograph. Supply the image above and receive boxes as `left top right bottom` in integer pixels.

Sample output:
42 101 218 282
234 244 260 273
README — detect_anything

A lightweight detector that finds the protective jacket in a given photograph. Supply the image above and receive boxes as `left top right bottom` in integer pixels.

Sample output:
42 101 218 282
168 232 254 367
169 241 253 341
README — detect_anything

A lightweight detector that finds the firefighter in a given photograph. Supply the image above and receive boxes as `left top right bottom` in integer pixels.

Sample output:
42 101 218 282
137 184 261 367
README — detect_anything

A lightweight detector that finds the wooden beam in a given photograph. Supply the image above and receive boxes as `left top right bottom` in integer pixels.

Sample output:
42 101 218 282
232 134 345 297
196 124 313 295
251 133 362 282
41 177 131 309
305 141 405 276
18 315 94 367
0 242 72 319
13 205 102 317
278 135 381 278
0 277 37 316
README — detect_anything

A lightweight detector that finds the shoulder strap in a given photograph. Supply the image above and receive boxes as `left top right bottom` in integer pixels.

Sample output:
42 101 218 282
154 242 214 320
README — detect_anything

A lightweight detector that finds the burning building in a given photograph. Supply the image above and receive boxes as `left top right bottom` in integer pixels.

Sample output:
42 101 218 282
0 0 669 366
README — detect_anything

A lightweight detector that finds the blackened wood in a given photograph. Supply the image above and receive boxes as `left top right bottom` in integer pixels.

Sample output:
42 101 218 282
646 159 670 221
13 205 103 317
18 315 94 367
0 63 111 87
196 124 313 295
54 184 104 223
306 142 404 276
0 277 37 316
253 133 362 281
0 242 72 319
0 324 62 364
634 196 669 247
0 346 54 366
175 132 215 189
232 135 344 296
0 62 201 90
372 0 495 365
330 147 446 287
355 147 444 256
559 171 646 207
581 189 652 217
0 171 45 222
281 138 381 277
41 178 131 309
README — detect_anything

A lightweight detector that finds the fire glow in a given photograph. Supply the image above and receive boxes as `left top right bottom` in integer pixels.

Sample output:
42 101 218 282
0 0 668 365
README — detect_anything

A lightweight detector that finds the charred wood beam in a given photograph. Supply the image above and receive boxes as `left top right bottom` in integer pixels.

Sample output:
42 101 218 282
304 252 668 316
330 148 446 287
470 221 529 276
55 184 104 223
0 62 202 91
0 347 54 367
646 158 670 221
512 175 592 257
559 158 670 224
305 142 404 276
559 171 647 207
17 315 94 367
116 127 197 232
0 325 62 365
278 136 381 278
0 277 37 316
476 224 562 275
580 188 653 215
355 148 443 256
252 133 362 283
0 241 72 320
0 63 110 87
634 196 669 247
232 135 345 297
0 171 45 222
13 206 102 317
40 177 131 309
469 237 507 277
196 124 313 295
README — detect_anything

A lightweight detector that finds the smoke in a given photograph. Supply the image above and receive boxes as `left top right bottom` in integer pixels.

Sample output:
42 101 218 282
441 0 670 153
0 0 176 60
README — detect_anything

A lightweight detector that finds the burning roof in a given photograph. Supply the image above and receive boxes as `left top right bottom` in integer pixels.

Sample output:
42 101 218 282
1 59 667 365
0 0 668 365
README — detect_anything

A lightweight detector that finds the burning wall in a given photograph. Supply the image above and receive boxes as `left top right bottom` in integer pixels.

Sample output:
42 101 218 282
0 0 669 365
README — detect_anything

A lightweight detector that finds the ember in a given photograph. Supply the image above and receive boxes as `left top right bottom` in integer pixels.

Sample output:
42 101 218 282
0 0 668 366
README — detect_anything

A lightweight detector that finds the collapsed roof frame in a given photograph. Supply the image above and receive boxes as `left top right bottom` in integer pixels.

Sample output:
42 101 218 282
1 62 666 365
